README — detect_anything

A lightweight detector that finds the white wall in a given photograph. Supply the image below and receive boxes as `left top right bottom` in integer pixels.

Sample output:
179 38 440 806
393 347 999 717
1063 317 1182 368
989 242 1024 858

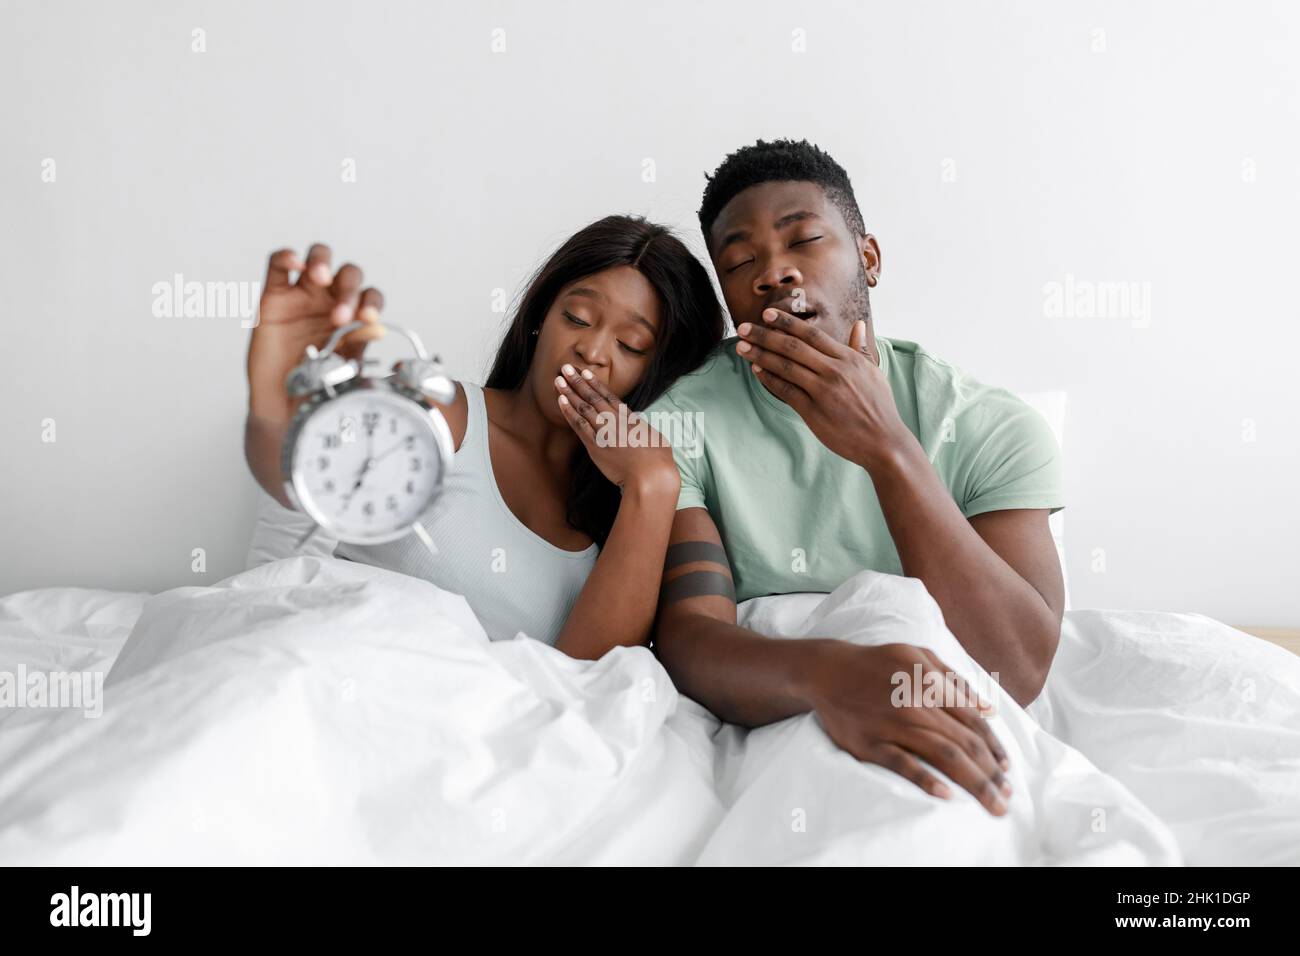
3 0 1297 625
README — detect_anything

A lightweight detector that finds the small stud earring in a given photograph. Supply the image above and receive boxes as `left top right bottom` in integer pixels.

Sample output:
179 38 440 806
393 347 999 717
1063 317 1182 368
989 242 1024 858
531 328 539 336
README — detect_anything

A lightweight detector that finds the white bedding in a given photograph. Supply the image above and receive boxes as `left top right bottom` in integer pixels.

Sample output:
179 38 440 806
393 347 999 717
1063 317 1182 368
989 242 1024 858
0 556 1296 865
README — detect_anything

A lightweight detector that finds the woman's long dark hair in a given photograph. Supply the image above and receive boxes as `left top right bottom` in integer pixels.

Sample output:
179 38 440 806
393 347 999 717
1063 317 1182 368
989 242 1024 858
485 214 724 548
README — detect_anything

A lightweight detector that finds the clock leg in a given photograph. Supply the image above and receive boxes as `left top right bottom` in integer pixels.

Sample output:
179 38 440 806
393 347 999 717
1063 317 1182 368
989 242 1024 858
294 522 321 551
411 521 439 557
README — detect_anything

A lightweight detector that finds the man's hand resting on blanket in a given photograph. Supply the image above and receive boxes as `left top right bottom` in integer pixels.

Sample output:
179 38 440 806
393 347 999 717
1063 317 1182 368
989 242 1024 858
653 507 1016 818
802 640 1014 815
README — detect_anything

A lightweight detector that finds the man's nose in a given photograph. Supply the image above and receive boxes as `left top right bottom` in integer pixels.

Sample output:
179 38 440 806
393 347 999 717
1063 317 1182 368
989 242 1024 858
753 260 804 297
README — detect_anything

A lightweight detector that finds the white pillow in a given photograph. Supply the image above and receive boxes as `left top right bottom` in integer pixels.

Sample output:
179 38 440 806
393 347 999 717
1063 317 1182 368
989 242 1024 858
1012 390 1070 611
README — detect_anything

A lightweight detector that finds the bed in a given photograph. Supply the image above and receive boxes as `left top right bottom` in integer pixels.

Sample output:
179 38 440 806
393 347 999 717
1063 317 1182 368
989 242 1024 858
0 547 1296 865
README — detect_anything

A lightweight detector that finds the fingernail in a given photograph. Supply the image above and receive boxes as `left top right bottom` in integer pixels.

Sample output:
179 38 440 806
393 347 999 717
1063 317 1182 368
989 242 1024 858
763 309 777 321
581 368 593 380
332 303 353 324
933 783 952 799
562 364 575 376
558 394 569 406
554 376 566 389
993 796 1008 814
737 322 752 335
1000 757 1010 771
736 342 751 353
310 263 331 284
1000 779 1013 798
358 305 380 323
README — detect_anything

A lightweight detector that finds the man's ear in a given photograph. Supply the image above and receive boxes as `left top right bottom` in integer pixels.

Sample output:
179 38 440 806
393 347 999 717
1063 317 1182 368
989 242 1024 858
860 234 882 286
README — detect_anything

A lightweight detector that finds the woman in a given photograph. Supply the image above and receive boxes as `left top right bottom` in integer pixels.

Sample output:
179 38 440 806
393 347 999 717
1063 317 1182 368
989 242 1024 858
245 215 724 659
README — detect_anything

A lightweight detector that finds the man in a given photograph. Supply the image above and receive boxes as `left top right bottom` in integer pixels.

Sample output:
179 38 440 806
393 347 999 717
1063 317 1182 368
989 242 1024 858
643 139 1065 817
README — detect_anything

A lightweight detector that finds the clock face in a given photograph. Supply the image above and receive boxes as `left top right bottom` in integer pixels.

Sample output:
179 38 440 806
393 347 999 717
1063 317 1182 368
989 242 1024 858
289 387 452 544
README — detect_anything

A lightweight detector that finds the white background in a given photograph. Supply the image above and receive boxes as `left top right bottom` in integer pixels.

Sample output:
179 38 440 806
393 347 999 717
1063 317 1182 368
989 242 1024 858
3 0 1297 625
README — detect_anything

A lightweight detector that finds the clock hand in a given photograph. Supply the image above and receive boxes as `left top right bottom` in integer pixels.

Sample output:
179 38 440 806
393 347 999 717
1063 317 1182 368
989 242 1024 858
339 458 374 511
339 429 411 513
372 437 410 465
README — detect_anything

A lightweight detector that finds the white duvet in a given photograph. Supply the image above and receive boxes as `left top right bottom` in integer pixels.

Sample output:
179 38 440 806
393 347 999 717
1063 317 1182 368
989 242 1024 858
0 556 1296 865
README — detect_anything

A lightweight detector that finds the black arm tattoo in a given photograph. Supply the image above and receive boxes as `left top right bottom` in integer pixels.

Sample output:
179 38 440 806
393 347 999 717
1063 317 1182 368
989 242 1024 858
660 570 736 605
665 540 730 571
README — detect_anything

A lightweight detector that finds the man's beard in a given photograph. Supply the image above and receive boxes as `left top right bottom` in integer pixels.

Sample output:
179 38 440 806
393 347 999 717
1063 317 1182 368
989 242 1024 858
847 259 872 326
828 260 872 340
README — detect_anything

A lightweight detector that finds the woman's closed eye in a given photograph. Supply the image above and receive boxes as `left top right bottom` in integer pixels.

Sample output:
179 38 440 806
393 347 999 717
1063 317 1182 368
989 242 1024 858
564 312 648 356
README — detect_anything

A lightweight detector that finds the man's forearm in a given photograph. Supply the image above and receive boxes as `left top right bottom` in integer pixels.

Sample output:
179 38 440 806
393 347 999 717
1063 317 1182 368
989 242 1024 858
654 614 835 727
866 435 1058 705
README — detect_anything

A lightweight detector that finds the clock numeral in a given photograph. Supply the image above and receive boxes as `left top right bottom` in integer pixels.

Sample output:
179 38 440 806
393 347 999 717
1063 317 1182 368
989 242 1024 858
404 435 415 449
389 417 398 435
323 435 340 449
405 480 415 494
386 495 398 512
323 480 335 493
409 457 422 472
362 500 374 518
317 456 329 471
363 412 381 434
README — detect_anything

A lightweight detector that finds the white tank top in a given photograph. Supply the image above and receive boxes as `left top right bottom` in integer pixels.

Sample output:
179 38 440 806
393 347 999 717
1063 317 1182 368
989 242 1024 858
334 382 599 645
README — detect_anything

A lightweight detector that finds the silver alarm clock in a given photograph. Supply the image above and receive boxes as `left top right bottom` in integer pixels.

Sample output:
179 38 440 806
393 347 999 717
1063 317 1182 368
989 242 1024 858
282 319 456 555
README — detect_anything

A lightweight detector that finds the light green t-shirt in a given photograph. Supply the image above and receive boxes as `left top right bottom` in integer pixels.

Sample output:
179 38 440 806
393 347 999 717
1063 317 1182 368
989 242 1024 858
643 334 1064 602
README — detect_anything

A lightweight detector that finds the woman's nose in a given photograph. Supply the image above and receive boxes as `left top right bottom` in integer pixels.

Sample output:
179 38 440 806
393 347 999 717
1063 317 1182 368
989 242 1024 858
574 335 609 369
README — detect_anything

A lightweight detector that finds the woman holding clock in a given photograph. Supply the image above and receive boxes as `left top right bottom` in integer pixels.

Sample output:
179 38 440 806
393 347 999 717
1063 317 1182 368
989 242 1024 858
244 215 724 659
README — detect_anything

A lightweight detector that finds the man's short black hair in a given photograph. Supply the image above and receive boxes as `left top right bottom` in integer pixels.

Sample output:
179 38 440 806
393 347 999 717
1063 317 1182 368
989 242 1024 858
698 138 866 247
